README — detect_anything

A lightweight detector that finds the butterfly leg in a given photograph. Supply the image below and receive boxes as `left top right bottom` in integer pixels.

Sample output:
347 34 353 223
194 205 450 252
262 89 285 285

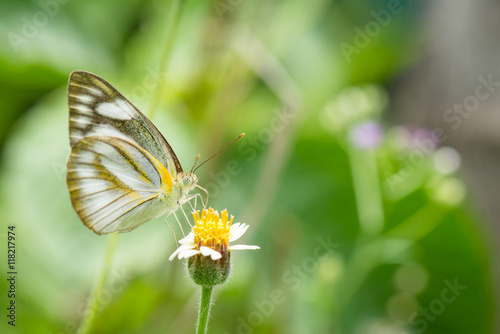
186 192 205 212
186 195 196 213
179 203 193 228
172 210 187 238
189 194 198 211
195 185 209 209
163 212 181 247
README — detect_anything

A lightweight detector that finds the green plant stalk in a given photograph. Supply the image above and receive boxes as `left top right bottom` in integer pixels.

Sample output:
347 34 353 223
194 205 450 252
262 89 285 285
384 203 446 240
147 0 186 119
337 204 446 312
348 145 385 235
336 145 385 309
77 232 119 334
196 286 214 334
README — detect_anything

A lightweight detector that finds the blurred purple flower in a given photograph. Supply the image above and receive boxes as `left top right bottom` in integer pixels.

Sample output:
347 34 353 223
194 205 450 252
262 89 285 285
349 121 383 149
394 125 438 153
411 128 437 151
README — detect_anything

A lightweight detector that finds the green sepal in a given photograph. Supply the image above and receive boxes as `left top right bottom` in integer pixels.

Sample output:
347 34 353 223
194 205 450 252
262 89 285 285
188 251 231 286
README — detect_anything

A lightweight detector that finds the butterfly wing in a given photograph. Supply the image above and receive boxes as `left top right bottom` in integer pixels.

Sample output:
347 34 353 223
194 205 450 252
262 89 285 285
67 71 183 179
67 135 176 234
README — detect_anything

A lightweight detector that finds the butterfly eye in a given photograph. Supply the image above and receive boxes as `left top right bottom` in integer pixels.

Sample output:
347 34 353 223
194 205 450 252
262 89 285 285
183 176 192 186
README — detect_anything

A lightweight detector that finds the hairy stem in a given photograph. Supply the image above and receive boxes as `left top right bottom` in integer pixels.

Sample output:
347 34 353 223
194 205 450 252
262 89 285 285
196 286 213 334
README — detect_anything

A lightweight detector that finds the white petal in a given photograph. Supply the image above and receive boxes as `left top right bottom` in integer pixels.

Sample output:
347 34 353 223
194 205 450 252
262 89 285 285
229 223 249 242
179 233 195 245
199 246 212 256
178 249 200 259
169 244 195 261
200 246 222 260
229 244 260 250
211 252 222 260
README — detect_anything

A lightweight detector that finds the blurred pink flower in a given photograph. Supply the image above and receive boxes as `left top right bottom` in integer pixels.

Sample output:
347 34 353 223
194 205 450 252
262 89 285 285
349 121 383 149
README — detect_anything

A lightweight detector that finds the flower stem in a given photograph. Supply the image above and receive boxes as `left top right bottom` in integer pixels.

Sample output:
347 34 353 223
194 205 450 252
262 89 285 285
77 233 119 334
196 286 213 334
348 145 385 235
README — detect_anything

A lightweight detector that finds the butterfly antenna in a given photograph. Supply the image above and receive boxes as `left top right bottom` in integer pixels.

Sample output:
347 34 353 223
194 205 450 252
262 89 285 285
193 133 245 173
190 154 201 173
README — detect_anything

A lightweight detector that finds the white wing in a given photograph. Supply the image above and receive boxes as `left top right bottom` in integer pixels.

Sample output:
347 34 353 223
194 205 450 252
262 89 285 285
67 136 176 234
67 71 183 180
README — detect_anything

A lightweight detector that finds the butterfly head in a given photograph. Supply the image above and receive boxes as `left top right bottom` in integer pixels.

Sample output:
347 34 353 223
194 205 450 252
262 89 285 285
180 172 198 193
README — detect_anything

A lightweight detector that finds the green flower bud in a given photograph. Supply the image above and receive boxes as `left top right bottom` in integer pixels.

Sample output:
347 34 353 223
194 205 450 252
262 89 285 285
188 251 231 287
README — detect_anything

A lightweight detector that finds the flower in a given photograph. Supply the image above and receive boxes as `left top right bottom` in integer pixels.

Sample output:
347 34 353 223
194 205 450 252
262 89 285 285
349 121 383 149
392 125 438 153
169 208 260 261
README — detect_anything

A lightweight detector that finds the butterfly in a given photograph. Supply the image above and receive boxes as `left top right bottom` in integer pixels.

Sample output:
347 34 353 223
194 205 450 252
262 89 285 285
66 71 201 234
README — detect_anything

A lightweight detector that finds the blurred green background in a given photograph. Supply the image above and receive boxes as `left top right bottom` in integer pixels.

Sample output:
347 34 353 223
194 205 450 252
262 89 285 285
0 0 498 333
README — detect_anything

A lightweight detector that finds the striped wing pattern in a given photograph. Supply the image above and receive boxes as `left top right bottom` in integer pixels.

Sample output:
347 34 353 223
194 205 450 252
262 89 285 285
67 71 182 178
67 136 174 234
66 71 191 234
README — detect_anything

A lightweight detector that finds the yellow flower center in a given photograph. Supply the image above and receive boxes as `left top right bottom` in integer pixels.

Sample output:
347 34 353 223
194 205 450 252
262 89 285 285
192 208 233 251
